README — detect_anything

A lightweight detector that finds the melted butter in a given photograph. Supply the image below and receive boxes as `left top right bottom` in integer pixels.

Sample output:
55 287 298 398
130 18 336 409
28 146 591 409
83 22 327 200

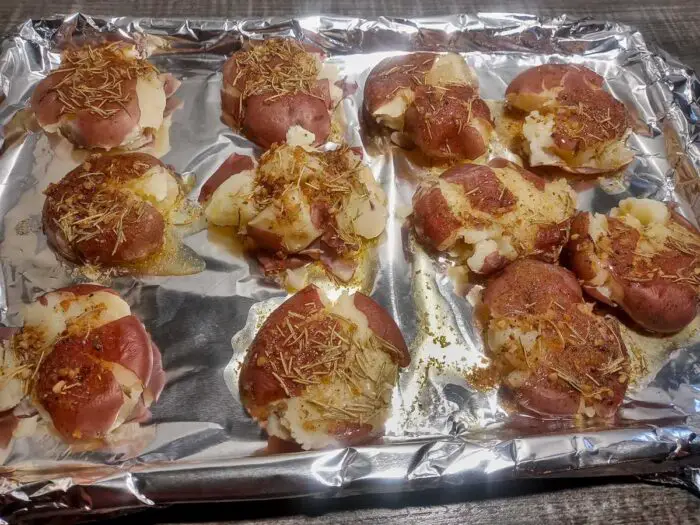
619 316 700 388
121 229 205 276
206 224 247 257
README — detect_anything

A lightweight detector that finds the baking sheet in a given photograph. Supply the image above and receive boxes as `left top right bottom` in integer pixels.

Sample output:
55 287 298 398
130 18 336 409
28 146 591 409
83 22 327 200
0 12 700 522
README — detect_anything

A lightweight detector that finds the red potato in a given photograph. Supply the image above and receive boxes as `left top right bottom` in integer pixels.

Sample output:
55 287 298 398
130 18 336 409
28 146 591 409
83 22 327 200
239 284 409 450
566 198 700 333
42 152 193 271
11 285 165 441
201 144 388 283
363 52 492 161
198 154 255 204
482 259 629 419
30 42 179 152
221 39 339 148
505 64 633 174
412 158 576 274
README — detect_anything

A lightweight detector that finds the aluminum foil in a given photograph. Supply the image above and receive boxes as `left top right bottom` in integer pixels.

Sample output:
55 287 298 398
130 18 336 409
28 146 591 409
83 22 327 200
1 12 700 522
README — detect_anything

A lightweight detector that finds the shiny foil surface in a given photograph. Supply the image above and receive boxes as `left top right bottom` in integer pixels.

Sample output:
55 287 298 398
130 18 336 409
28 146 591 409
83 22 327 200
1 12 700 522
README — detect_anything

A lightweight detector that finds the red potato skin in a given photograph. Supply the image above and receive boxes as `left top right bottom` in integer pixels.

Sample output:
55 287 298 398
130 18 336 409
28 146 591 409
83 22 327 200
130 340 166 423
75 204 165 265
0 410 19 449
505 64 602 110
506 64 629 171
326 420 375 446
404 84 492 161
35 344 124 440
245 223 286 253
568 210 699 333
442 163 517 214
483 259 583 317
85 315 153 385
239 286 326 418
478 252 510 276
364 54 493 162
221 40 332 148
621 281 697 333
31 73 142 150
412 185 462 251
363 53 437 116
412 162 516 253
198 153 255 203
483 259 628 418
242 90 331 149
352 293 411 367
146 340 166 402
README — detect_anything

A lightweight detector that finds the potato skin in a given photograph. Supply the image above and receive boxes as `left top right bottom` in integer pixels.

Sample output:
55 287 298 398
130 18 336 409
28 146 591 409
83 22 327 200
364 53 493 161
42 153 169 266
404 84 492 161
567 209 699 333
241 90 331 149
483 259 629 418
483 259 583 317
32 71 141 150
239 285 326 419
412 184 463 252
352 293 410 367
363 53 436 116
505 64 603 113
35 337 125 441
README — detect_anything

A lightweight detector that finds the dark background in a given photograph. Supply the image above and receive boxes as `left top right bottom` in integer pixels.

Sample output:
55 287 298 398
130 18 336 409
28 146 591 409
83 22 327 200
4 1 700 523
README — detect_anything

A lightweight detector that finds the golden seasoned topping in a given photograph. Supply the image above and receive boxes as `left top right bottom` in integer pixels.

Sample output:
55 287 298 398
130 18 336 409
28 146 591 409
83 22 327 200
242 291 405 426
230 39 320 100
553 97 628 150
44 164 150 252
477 260 630 418
49 42 158 119
254 144 368 247
260 305 400 422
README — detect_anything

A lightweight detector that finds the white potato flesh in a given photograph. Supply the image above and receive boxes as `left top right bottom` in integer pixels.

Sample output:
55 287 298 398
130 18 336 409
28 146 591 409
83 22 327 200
268 345 396 450
327 292 372 344
372 88 414 130
318 63 344 103
285 125 316 148
109 362 145 431
135 74 167 131
247 187 322 252
129 165 178 206
336 166 388 240
21 290 131 349
615 198 669 226
205 169 257 228
522 111 561 167
425 53 478 88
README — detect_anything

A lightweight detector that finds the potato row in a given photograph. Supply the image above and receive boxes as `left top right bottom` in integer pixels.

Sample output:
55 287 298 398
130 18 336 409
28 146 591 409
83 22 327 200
1 38 698 452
